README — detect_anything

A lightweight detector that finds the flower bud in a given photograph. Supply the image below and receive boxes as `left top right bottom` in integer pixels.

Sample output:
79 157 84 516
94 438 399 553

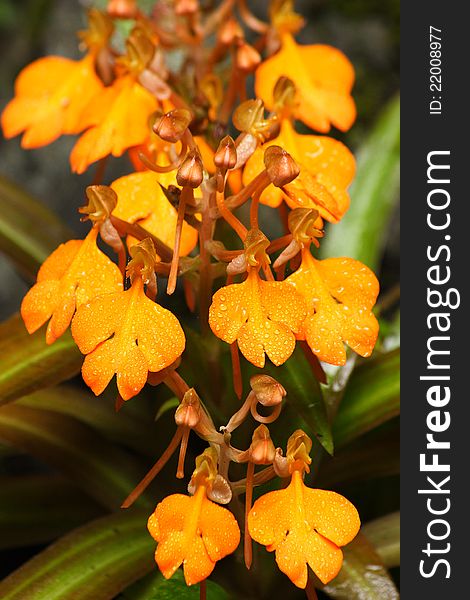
176 151 204 188
80 185 117 224
218 18 243 46
175 388 201 428
264 145 299 187
286 429 312 472
214 135 237 170
175 0 199 15
250 374 286 406
249 425 276 464
107 0 137 18
153 108 192 143
236 41 261 72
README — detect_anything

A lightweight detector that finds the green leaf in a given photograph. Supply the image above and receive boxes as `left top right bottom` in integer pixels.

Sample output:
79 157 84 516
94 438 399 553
322 533 399 599
266 347 333 455
362 512 400 568
0 404 152 509
320 96 400 271
318 425 399 487
0 175 73 280
155 397 179 422
0 509 155 600
0 474 103 549
120 570 229 600
17 385 157 456
333 349 400 448
0 314 82 406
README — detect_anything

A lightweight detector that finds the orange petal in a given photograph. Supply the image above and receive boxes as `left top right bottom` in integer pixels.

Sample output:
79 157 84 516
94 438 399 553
182 535 216 585
255 34 356 133
151 494 190 541
111 171 198 256
21 231 122 344
209 270 307 368
71 277 185 399
303 488 360 547
198 495 241 562
2 55 103 148
248 487 292 549
70 76 158 173
287 250 379 365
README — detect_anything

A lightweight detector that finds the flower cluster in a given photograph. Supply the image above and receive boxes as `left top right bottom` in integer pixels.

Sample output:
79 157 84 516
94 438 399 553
2 0 380 592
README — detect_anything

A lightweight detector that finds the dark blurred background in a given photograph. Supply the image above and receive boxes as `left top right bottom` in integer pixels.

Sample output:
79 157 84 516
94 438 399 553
0 0 399 319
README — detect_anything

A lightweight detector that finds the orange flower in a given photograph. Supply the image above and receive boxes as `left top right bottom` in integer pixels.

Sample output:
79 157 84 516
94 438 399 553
111 170 198 254
71 245 185 400
255 33 356 133
1 54 103 149
209 268 307 368
148 449 240 585
286 248 379 365
21 227 123 344
70 75 158 173
243 119 355 222
248 468 360 587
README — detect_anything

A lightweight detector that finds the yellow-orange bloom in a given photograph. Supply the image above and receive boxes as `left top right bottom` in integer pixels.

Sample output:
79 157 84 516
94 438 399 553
255 33 356 133
147 485 240 585
243 119 355 222
111 170 198 254
1 54 103 149
21 227 122 344
71 275 185 400
287 248 379 365
209 268 307 368
70 75 158 173
248 469 360 587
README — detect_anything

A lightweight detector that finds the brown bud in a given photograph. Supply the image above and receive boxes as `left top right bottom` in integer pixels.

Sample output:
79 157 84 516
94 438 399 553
175 388 201 428
80 185 117 224
153 108 192 143
174 0 199 15
218 18 243 46
176 151 204 188
250 374 286 406
214 135 237 170
249 425 276 464
236 41 261 72
264 145 299 187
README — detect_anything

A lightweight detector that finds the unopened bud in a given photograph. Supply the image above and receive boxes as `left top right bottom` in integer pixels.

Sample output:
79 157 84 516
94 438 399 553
153 108 192 143
214 135 237 170
236 41 261 72
175 388 201 428
107 0 137 18
218 18 243 45
249 425 276 464
264 145 299 187
250 374 286 406
80 185 117 224
176 151 204 188
175 0 198 15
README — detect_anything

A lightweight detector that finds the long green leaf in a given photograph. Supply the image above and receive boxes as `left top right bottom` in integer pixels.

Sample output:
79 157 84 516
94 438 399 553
322 533 399 599
333 349 400 448
0 474 103 549
0 509 154 600
0 175 73 280
0 314 82 405
266 346 333 455
320 96 400 271
120 570 229 600
0 404 152 509
362 512 400 568
17 386 157 456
